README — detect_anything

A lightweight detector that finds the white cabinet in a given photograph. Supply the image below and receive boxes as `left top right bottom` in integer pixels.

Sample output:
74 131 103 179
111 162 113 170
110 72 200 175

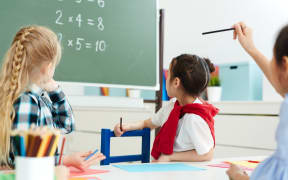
212 101 280 158
215 115 278 149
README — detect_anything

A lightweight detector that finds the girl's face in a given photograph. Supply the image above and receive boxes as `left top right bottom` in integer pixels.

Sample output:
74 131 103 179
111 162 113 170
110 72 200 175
270 56 288 95
166 68 173 97
166 64 180 98
46 62 56 80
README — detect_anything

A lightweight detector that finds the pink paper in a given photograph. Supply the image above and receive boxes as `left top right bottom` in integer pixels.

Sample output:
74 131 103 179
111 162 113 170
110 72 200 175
207 163 254 171
69 177 101 180
69 167 109 177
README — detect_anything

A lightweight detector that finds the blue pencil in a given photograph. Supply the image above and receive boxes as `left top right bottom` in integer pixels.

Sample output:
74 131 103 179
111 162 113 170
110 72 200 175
84 149 98 161
19 135 26 156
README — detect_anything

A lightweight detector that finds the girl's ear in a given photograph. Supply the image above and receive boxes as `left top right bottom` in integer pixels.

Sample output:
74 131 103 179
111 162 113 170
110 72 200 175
40 62 53 76
174 77 181 88
282 56 288 70
40 63 48 74
282 56 288 81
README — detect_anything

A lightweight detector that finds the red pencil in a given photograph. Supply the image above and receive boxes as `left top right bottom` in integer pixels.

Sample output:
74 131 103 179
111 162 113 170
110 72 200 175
58 137 66 165
248 160 260 163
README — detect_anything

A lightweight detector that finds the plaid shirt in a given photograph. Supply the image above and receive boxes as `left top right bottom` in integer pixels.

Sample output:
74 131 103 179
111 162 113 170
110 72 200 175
12 84 75 133
4 84 74 167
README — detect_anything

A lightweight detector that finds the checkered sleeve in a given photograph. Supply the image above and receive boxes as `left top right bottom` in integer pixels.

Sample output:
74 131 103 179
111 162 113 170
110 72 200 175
48 86 75 134
13 94 39 130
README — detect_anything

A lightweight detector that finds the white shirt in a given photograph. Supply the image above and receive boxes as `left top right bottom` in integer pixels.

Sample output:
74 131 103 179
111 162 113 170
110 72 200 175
151 98 214 155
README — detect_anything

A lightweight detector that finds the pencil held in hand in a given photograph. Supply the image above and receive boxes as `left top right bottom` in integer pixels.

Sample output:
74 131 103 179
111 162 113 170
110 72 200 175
120 117 123 132
202 28 235 35
84 149 99 161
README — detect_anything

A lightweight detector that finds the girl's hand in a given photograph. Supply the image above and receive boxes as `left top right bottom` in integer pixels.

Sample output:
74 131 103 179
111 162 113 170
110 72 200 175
0 165 11 170
40 79 59 92
233 22 257 55
113 123 130 137
63 151 106 171
55 165 70 180
226 164 249 180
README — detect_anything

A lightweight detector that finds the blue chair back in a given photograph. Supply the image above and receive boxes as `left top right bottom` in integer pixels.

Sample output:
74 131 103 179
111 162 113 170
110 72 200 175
100 128 150 165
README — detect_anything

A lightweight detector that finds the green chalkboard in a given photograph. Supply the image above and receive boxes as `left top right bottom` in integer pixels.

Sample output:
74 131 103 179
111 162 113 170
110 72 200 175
0 0 158 89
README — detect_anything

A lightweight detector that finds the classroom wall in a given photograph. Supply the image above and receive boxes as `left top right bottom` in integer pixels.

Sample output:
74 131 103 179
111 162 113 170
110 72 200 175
159 0 288 67
159 0 288 101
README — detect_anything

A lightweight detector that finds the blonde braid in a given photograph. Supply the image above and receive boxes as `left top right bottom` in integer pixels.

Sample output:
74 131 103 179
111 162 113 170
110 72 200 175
0 27 33 166
10 29 33 101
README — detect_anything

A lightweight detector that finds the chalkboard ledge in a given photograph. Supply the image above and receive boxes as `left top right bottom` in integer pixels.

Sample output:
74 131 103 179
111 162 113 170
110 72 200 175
68 96 144 109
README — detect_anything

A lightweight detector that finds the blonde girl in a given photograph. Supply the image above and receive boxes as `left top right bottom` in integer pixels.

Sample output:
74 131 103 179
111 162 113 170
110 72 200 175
0 25 105 169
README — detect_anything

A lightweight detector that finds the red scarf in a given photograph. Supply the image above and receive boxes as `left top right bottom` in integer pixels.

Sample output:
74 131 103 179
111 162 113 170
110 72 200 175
151 99 219 160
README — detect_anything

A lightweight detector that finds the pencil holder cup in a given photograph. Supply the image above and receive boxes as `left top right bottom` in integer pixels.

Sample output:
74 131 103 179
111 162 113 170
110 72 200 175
15 156 55 180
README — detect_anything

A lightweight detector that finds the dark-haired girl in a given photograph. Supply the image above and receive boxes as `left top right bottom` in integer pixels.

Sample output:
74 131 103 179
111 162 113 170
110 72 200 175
227 22 288 180
114 54 219 162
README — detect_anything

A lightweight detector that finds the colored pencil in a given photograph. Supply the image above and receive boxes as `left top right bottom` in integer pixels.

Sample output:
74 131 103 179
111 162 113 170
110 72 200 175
248 160 260 163
58 137 66 165
11 135 20 156
44 134 56 156
27 133 36 157
84 149 98 161
202 28 235 35
49 132 60 156
19 135 26 156
37 133 52 157
120 117 123 131
31 136 42 157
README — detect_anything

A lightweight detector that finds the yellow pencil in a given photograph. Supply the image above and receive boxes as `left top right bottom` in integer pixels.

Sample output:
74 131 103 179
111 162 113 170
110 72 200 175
37 133 52 157
49 131 60 156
